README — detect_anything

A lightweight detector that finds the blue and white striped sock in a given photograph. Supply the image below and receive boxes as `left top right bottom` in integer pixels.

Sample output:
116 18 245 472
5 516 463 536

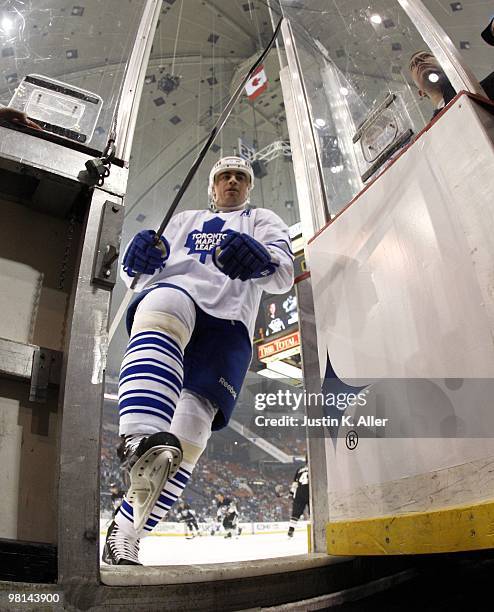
115 328 186 537
118 330 184 435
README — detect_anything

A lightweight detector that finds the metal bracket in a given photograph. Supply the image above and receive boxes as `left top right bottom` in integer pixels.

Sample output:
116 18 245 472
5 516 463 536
92 200 123 288
29 347 62 403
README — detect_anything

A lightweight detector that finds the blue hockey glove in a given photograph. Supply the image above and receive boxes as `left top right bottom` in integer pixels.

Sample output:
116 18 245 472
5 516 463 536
213 231 278 281
122 230 169 277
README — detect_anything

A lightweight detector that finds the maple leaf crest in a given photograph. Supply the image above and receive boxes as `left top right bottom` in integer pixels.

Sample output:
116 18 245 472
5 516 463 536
184 217 233 263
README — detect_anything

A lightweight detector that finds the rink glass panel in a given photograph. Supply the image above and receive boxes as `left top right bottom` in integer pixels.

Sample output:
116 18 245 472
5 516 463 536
277 0 450 216
0 0 146 151
420 0 494 86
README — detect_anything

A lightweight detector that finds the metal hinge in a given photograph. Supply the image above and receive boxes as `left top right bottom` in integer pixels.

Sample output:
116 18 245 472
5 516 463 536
29 347 62 403
92 200 124 288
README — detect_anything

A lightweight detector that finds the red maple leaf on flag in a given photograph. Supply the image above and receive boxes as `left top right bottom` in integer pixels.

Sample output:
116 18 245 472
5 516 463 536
245 65 268 100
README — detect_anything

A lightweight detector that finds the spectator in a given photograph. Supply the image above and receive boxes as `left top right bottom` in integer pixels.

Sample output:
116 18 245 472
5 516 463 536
409 45 494 119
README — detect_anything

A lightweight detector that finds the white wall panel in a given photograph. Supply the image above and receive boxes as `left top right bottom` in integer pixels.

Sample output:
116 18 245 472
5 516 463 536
309 97 494 379
309 96 494 518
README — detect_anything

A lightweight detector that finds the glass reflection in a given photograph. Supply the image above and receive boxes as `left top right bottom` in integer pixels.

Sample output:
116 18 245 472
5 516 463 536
420 0 494 106
278 0 440 211
0 0 146 149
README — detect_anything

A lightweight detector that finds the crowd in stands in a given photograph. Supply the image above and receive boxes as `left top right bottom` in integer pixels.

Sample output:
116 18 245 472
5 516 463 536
175 456 294 522
260 428 307 458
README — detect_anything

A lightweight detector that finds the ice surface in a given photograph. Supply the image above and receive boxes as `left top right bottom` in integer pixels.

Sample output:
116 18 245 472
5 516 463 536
100 526 308 566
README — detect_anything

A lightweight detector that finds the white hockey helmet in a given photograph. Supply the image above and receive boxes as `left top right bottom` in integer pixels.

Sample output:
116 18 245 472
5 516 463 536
208 155 255 209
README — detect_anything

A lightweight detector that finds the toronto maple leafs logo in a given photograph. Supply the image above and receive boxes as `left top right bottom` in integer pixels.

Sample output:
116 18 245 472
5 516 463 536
184 217 233 263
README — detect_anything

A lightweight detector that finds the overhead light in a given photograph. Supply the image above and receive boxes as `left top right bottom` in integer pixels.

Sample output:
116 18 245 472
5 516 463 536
1 16 14 32
428 72 439 83
158 73 181 95
314 118 326 128
104 393 119 401
267 360 303 379
340 87 349 96
370 14 382 24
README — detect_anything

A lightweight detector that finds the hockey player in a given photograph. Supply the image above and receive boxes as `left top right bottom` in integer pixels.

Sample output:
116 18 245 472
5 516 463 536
216 493 241 539
103 156 294 564
175 501 200 539
208 501 223 536
287 462 309 538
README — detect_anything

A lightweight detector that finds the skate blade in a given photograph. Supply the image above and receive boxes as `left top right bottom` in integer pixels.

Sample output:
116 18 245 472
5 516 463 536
127 445 179 532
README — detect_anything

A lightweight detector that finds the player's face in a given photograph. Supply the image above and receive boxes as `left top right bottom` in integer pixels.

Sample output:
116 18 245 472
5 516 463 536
213 170 250 208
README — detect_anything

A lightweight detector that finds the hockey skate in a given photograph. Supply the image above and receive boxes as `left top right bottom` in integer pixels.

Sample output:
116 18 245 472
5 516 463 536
102 521 141 565
121 432 183 532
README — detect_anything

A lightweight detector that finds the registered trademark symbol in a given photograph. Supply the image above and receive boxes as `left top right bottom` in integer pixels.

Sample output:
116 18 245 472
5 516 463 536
346 430 358 450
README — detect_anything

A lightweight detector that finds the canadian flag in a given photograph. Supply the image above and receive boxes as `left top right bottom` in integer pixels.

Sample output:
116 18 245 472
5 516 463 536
245 65 268 100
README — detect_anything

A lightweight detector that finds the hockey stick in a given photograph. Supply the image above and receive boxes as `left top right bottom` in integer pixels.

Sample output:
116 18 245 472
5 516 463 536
108 17 283 342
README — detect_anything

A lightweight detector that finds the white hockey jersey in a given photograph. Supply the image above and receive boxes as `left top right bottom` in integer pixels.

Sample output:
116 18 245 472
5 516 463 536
121 207 294 337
